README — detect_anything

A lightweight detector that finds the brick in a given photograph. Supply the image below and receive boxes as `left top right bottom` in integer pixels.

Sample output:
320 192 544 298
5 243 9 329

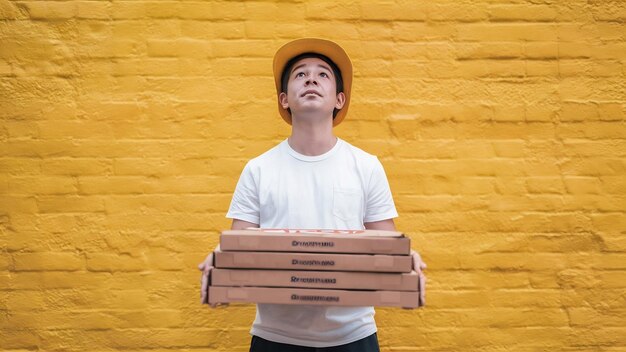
147 39 213 58
488 4 558 22
558 42 593 59
528 106 557 122
104 194 224 213
178 1 219 20
563 176 602 194
8 176 76 195
208 21 246 40
180 20 216 39
360 2 394 21
357 23 393 42
0 0 24 19
40 328 221 349
37 195 105 213
563 140 626 157
110 1 146 19
6 311 113 329
245 2 300 22
557 122 626 139
569 308 626 327
76 1 109 19
0 157 40 175
32 214 80 234
557 269 602 290
3 290 45 311
4 121 38 139
596 23 625 41
560 195 625 212
526 60 559 77
526 234 603 252
600 234 626 252
494 176 527 195
21 1 77 20
0 329 39 349
75 40 139 60
491 140 524 157
456 42 523 60
38 121 114 139
106 212 227 232
388 59 428 78
392 22 456 42
459 177 494 194
0 59 12 75
109 21 149 39
0 196 37 213
428 3 488 22
306 22 361 42
212 57 270 77
86 253 146 272
392 2 427 21
456 141 496 158
592 254 626 270
389 140 457 159
77 176 148 195
0 139 72 158
245 21 300 41
598 103 625 121
594 43 626 60
591 2 626 22
13 252 83 271
144 1 181 19
524 42 559 59
146 249 184 271
494 105 525 122
525 177 565 194
42 158 113 176
305 2 361 20
0 253 8 270
600 176 626 194
591 213 626 233
457 24 559 41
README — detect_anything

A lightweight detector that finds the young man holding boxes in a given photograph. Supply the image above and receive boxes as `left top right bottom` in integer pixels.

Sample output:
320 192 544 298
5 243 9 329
199 38 426 352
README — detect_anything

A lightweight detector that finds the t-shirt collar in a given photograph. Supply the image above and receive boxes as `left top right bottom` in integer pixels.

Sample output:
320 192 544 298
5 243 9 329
283 138 342 162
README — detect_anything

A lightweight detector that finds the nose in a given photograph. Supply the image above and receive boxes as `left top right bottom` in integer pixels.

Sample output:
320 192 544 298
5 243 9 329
305 77 318 86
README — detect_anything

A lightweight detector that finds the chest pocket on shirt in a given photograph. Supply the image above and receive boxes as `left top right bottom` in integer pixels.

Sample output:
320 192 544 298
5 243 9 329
332 187 363 222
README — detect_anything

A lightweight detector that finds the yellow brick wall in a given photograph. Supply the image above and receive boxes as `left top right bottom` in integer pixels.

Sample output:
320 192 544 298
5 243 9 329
1 0 625 351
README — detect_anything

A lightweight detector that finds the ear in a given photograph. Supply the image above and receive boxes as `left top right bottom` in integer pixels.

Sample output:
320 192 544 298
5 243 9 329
279 92 289 110
335 92 346 110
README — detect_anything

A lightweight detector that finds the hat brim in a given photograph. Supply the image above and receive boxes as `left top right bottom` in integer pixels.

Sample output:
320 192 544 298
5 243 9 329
273 38 352 127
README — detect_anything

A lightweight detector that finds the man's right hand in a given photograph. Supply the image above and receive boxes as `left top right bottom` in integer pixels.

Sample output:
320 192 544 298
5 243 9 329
198 245 228 308
200 221 258 307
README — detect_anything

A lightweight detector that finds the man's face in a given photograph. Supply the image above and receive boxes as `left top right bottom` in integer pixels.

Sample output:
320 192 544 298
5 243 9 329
279 57 345 121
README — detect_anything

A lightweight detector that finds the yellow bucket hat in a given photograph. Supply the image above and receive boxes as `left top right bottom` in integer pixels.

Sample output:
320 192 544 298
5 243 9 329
273 38 353 127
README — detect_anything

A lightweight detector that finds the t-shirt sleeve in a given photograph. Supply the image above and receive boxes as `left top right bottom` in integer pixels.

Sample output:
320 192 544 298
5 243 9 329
364 157 398 223
226 161 260 224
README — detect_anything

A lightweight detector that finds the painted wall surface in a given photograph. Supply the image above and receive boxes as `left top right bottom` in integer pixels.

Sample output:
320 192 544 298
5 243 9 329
1 1 625 351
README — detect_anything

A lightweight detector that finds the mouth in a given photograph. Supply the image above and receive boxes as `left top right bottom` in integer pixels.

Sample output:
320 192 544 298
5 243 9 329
301 90 322 97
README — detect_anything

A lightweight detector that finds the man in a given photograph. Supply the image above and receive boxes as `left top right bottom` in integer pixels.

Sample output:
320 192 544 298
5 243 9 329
199 38 426 352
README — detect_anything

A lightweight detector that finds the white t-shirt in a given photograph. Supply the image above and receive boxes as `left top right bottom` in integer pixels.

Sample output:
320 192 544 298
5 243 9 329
226 138 398 348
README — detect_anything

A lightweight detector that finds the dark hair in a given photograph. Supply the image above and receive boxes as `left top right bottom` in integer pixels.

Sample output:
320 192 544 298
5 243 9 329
280 52 344 118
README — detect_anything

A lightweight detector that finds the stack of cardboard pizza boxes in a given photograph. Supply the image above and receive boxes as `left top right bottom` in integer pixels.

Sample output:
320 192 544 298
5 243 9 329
208 229 421 308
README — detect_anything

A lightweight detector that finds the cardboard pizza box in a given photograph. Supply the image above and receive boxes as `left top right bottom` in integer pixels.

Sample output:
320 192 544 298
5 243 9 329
214 248 412 273
208 286 419 308
212 268 419 291
220 229 410 255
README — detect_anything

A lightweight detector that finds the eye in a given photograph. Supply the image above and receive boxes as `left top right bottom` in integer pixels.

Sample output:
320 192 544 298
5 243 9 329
295 72 305 78
320 72 329 78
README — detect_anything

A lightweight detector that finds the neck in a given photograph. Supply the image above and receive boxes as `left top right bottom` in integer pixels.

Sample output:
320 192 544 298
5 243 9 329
288 115 336 156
